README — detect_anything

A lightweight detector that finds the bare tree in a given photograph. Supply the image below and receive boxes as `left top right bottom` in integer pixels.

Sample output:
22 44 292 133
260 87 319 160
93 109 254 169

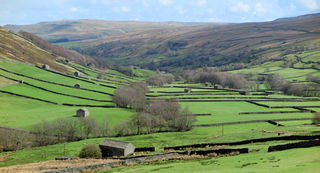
113 81 148 111
147 74 175 86
32 120 56 146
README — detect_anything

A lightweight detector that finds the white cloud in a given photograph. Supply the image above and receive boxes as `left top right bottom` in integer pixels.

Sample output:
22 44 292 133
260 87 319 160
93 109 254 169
70 7 78 12
231 2 250 12
177 7 186 14
159 0 173 5
299 0 318 10
290 3 296 10
255 2 266 13
195 0 207 7
253 2 266 15
121 6 130 12
113 6 130 13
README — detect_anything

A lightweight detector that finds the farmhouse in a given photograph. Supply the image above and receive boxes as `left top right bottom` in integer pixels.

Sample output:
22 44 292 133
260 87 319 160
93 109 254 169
99 139 135 157
184 88 192 93
42 64 50 70
205 82 212 87
76 108 90 117
74 84 80 88
74 71 79 76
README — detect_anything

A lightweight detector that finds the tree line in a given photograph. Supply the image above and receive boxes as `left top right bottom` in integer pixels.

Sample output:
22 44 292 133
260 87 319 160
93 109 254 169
265 74 320 97
183 69 248 89
113 81 195 136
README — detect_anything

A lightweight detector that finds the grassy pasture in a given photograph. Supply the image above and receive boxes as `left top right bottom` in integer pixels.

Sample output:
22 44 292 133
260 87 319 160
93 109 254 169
0 93 133 129
0 61 116 94
0 60 319 171
0 69 112 100
0 121 319 168
180 102 312 125
102 146 320 173
0 84 113 105
256 101 320 107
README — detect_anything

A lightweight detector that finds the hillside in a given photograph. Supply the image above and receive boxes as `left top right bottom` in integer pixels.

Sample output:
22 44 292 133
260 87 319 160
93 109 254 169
74 13 320 70
0 26 71 72
4 14 319 71
17 30 107 68
4 19 215 45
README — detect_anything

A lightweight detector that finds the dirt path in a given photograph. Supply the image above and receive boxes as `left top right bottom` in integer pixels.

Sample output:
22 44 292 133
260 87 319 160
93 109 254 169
0 159 118 173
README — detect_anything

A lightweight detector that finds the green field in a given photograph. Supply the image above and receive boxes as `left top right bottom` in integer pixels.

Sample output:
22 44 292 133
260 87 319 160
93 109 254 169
0 59 319 172
102 146 320 173
0 93 134 129
1 121 319 167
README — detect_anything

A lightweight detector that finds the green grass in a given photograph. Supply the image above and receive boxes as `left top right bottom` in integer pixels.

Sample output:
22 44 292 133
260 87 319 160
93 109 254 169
55 41 81 49
1 121 319 168
265 68 317 79
0 61 116 94
0 69 112 100
180 102 312 125
0 60 319 172
1 84 113 105
256 101 320 107
0 93 133 129
102 146 320 173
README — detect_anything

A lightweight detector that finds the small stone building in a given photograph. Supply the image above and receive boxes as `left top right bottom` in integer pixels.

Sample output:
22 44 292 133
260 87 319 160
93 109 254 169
74 71 80 77
74 84 80 88
184 88 192 93
42 64 50 70
214 84 223 89
76 108 89 117
205 82 212 87
239 91 250 95
99 139 135 157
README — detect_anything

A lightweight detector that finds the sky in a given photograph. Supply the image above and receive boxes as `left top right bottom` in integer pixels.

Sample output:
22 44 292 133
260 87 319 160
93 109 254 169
0 0 320 25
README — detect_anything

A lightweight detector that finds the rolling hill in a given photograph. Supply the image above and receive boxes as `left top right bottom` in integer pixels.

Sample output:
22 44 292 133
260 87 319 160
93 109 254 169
0 26 71 72
4 19 215 44
4 14 320 71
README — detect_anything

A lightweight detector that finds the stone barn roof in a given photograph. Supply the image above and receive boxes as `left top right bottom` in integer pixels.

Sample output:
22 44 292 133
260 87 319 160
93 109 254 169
100 139 132 149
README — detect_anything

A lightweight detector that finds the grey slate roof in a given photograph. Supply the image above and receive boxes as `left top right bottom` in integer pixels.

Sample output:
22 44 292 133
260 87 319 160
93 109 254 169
100 139 132 149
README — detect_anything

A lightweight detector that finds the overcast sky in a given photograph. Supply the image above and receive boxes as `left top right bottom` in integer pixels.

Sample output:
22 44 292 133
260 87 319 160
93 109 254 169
0 0 319 25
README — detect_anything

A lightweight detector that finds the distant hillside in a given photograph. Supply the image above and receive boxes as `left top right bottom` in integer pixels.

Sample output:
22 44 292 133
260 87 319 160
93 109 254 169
17 30 107 68
0 26 71 72
4 19 214 44
4 14 320 71
73 13 320 71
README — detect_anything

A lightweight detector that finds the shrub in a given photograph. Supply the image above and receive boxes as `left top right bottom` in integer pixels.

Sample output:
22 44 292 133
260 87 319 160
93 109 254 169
79 144 102 159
